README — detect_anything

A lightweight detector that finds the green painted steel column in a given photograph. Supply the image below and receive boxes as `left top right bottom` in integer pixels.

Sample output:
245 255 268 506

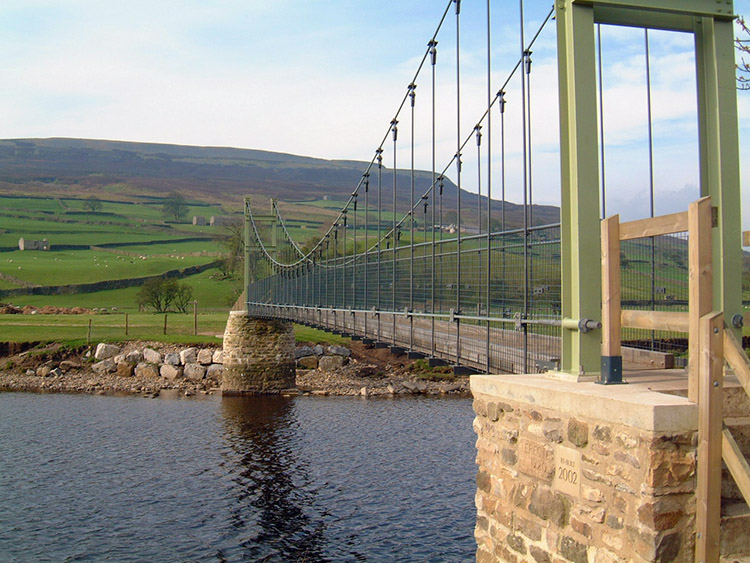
556 0 602 376
695 14 743 337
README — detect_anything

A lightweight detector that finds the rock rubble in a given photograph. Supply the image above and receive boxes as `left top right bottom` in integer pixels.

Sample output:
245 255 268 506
0 341 471 398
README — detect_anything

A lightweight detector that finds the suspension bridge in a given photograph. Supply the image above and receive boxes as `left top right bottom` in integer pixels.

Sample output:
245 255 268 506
240 0 745 380
225 1 750 560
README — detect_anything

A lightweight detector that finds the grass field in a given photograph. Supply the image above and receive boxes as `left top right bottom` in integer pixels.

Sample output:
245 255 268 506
0 312 348 347
9 269 237 311
1 250 216 286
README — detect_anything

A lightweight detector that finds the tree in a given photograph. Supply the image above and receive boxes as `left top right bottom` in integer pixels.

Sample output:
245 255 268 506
136 277 193 313
162 193 188 222
83 196 102 212
737 17 750 90
215 218 244 278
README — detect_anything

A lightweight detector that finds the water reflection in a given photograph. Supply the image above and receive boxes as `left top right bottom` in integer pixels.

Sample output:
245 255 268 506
220 396 327 562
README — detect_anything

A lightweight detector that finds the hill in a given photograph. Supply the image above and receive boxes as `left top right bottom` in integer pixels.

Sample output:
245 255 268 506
0 138 560 228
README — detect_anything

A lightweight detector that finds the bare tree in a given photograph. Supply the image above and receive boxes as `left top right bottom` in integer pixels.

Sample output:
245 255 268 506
162 193 188 222
737 17 750 90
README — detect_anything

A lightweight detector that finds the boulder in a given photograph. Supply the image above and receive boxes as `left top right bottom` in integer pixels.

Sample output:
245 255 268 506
313 345 324 356
36 366 51 377
327 345 351 357
212 350 224 364
184 363 206 381
143 348 162 364
135 363 160 378
318 355 345 371
49 367 63 378
59 360 82 371
125 351 143 364
206 364 224 380
295 346 315 359
179 348 197 365
197 349 213 365
164 353 181 366
116 362 135 377
297 355 318 369
160 365 183 380
113 354 125 364
92 359 116 374
94 343 120 360
402 381 420 393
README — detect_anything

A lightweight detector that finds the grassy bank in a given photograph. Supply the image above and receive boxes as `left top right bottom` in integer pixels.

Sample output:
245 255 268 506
0 312 349 347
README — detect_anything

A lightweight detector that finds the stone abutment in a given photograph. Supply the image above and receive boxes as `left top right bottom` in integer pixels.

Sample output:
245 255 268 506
221 311 295 394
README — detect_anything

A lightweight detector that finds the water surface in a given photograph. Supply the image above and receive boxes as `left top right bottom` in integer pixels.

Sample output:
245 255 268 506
0 392 476 562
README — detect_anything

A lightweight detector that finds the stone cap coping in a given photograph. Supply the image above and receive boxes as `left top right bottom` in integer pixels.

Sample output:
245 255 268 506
471 374 697 433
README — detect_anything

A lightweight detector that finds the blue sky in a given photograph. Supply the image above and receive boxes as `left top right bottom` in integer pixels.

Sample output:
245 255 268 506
0 0 747 230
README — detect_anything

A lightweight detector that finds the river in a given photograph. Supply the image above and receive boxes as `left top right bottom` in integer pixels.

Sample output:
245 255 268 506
0 392 477 562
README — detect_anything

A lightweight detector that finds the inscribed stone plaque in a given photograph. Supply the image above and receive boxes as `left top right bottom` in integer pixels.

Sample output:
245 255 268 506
518 438 554 481
553 445 582 498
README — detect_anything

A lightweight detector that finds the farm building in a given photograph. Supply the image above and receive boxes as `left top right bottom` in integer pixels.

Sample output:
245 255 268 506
210 216 231 226
192 216 207 226
18 238 49 251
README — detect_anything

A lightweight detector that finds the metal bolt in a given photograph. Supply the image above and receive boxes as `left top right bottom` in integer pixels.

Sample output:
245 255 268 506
713 381 719 388
713 327 719 334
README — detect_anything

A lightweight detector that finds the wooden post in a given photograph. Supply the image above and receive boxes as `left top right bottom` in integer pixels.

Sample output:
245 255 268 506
600 215 622 384
695 311 723 563
125 313 129 336
688 197 712 402
193 300 198 336
163 313 167 335
87 319 92 344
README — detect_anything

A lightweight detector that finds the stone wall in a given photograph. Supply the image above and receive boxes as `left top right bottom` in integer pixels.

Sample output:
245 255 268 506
472 375 698 563
222 312 295 394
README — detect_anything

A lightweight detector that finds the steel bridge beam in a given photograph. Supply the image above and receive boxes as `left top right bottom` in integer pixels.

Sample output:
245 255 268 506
556 0 742 376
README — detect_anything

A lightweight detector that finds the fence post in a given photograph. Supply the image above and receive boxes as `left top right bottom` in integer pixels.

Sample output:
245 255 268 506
193 300 198 336
87 318 92 344
688 197 712 402
125 313 129 336
695 311 723 563
163 313 167 335
600 214 622 384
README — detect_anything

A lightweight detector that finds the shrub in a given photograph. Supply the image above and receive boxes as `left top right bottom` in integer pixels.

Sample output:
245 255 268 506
136 277 194 313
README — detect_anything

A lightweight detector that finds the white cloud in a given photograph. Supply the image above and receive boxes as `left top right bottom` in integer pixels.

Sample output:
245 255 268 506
0 0 746 230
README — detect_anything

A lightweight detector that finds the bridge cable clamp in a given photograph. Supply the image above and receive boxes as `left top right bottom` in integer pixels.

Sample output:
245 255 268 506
731 313 744 329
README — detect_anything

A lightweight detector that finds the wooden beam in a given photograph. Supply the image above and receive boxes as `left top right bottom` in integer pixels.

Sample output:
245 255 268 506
695 311 723 563
722 427 750 509
743 230 750 247
724 328 750 398
689 197 713 402
618 211 688 240
620 310 689 332
601 216 621 357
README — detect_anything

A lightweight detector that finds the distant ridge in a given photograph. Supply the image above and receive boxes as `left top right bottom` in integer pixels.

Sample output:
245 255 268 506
0 138 560 227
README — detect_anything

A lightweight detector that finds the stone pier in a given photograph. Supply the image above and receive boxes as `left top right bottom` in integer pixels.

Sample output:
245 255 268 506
221 311 295 394
471 373 702 563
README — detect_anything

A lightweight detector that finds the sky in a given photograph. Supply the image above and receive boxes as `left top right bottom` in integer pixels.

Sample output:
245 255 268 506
0 0 748 230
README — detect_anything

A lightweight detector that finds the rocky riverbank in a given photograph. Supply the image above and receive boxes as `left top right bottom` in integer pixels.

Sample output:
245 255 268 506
0 340 470 398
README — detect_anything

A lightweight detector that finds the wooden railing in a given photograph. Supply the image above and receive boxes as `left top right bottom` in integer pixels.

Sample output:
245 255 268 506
600 197 750 562
601 196 712 395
